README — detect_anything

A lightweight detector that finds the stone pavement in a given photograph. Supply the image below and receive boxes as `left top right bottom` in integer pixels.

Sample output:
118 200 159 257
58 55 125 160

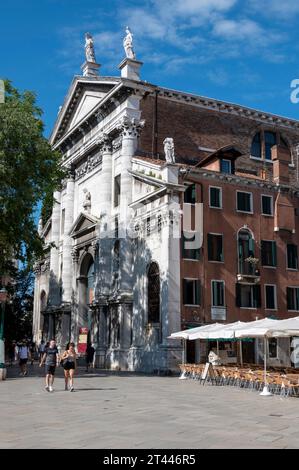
1 364 299 449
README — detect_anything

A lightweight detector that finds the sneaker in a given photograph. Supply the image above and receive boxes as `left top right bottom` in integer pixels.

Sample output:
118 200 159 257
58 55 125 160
49 386 53 392
69 386 74 392
24 371 28 376
45 385 49 392
65 385 69 391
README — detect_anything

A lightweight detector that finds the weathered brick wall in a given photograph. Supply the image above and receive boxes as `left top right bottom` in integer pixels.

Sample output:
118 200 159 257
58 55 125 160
139 95 299 187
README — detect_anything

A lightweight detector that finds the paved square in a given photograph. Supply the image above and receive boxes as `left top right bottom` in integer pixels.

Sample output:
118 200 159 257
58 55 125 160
1 366 299 449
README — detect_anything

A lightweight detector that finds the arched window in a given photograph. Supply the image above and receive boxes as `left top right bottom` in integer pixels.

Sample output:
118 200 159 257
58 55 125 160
251 132 262 159
238 229 255 275
251 131 288 161
80 253 95 305
264 131 277 161
147 262 160 324
40 291 47 311
86 260 95 304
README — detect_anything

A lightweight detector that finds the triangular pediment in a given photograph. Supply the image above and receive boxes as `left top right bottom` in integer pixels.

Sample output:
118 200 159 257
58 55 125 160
50 76 120 145
69 212 99 237
68 90 106 129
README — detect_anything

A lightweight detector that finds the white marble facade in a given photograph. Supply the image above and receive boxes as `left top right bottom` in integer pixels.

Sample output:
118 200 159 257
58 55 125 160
32 44 183 372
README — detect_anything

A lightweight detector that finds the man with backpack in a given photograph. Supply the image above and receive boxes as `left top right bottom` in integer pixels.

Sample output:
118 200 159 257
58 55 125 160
17 340 30 376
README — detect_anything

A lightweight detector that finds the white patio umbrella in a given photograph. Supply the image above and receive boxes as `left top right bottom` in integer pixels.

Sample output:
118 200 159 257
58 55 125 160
235 317 298 396
168 323 222 379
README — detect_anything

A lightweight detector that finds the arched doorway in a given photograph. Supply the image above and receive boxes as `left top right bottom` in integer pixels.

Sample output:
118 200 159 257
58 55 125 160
79 253 95 344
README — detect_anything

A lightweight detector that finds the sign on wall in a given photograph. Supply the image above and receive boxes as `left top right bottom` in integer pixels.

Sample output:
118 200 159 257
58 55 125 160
78 327 89 354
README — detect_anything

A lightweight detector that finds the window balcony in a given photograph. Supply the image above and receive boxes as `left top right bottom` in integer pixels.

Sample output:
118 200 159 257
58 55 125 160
237 260 260 283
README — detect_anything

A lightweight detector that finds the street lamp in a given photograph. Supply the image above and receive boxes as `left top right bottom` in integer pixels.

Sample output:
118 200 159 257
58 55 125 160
0 287 7 379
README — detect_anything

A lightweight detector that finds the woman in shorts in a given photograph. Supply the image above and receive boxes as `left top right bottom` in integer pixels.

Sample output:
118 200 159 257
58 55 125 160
60 342 77 392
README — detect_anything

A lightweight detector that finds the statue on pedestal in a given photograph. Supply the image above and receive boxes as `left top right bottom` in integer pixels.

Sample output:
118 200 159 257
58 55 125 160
163 138 175 164
85 33 96 63
83 188 91 213
123 27 136 60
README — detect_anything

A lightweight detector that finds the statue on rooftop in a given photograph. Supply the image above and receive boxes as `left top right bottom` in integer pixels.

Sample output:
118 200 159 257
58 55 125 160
85 33 96 63
163 138 175 164
123 27 136 60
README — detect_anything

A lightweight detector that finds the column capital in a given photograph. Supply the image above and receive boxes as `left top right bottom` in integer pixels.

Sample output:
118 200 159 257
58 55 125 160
96 133 113 153
65 163 75 181
117 116 145 138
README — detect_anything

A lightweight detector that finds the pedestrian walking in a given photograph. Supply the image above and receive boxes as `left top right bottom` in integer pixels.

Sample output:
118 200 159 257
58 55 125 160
38 340 46 362
85 343 95 372
60 342 77 392
17 340 30 376
39 339 59 392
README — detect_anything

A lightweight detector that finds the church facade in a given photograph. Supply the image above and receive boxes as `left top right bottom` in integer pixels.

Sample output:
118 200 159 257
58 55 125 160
33 31 299 371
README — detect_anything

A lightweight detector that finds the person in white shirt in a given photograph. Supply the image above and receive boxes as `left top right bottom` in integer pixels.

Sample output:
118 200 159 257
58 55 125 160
17 341 31 376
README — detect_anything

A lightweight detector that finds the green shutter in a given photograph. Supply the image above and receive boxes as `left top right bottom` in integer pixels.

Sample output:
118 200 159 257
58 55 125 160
273 242 277 267
254 285 261 309
236 283 241 307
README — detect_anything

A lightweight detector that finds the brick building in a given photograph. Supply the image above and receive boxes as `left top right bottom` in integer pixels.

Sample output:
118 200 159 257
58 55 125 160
33 33 299 371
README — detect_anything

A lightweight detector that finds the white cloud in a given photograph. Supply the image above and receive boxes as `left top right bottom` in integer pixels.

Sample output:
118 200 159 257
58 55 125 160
213 19 262 41
249 0 299 19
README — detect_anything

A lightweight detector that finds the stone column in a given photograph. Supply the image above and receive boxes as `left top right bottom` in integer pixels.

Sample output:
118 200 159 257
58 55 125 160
118 117 144 293
49 190 61 305
98 133 113 218
95 306 107 368
62 170 75 303
97 134 113 298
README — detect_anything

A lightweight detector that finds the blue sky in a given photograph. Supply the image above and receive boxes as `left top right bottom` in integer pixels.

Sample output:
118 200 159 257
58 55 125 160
1 0 299 137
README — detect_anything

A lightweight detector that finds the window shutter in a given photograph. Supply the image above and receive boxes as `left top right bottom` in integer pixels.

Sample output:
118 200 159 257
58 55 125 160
273 242 277 267
183 280 187 305
208 234 212 260
261 241 266 265
236 283 241 307
249 238 255 257
254 285 262 309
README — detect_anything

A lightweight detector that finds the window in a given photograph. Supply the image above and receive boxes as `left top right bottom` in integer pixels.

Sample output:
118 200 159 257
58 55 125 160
287 287 299 311
265 285 277 310
148 262 160 323
268 338 278 358
261 241 277 267
251 132 262 159
114 175 121 207
60 209 65 236
237 192 253 213
287 244 298 270
182 232 200 260
251 131 287 162
208 234 223 262
183 279 200 306
265 132 277 161
209 187 222 209
86 261 95 304
261 195 273 216
212 281 225 307
220 159 232 174
184 184 196 204
236 284 261 309
238 229 255 275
